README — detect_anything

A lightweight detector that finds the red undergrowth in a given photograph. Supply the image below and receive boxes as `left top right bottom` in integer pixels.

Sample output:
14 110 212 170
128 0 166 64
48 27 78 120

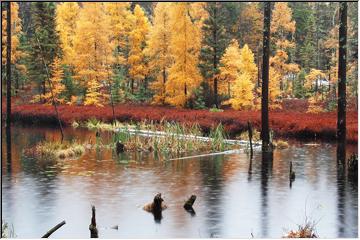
2 103 358 143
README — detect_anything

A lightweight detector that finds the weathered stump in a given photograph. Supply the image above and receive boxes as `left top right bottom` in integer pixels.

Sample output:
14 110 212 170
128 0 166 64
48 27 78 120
184 195 197 215
116 141 125 154
247 121 253 158
89 206 98 238
143 193 167 223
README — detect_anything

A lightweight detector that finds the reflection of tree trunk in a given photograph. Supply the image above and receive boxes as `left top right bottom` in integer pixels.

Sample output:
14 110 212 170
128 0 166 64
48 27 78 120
260 151 273 237
336 145 346 237
6 125 12 173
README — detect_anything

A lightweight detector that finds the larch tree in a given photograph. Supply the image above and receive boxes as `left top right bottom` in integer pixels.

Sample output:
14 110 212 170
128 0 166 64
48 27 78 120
305 69 326 113
73 2 114 106
2 2 25 92
166 2 202 107
55 2 79 66
226 44 257 110
219 39 242 97
128 4 150 94
146 2 173 104
105 2 133 66
42 57 65 104
199 2 228 108
238 3 263 55
270 2 299 96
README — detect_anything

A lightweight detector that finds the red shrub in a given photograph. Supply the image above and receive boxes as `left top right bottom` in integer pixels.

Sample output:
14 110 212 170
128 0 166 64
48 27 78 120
2 103 358 144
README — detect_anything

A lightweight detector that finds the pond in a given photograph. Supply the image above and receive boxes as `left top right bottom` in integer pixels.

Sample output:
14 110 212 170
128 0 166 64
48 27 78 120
1 125 358 238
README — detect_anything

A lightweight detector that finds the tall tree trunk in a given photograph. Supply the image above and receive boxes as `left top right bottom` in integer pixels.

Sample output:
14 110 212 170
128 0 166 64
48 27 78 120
337 2 347 162
213 4 218 108
6 2 12 173
261 2 271 152
6 2 11 129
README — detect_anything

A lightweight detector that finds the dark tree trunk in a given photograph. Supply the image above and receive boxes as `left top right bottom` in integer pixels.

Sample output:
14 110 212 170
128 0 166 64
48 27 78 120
261 2 271 152
337 2 347 162
6 2 11 128
213 4 218 108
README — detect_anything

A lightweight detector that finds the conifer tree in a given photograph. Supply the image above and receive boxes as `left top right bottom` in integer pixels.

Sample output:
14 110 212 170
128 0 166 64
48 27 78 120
56 2 79 66
27 2 60 101
219 39 242 97
128 4 150 94
73 2 114 105
199 2 228 107
165 2 202 107
42 57 65 104
226 45 256 110
146 3 173 104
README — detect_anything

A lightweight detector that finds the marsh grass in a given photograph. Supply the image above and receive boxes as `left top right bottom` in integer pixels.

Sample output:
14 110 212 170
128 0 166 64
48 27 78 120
284 220 318 238
77 119 237 158
2 220 16 238
24 141 85 161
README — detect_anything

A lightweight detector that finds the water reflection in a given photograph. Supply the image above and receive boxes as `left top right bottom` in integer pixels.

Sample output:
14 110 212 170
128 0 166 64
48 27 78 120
1 125 358 238
260 151 273 237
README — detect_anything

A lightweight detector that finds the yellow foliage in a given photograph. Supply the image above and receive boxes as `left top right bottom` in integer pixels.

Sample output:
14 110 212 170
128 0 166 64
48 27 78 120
305 69 326 90
73 2 114 105
239 3 263 54
33 57 65 104
128 5 150 86
271 2 296 36
105 2 132 62
56 2 80 65
2 3 25 66
307 94 324 113
147 3 173 104
219 39 242 96
165 3 202 107
226 73 255 110
269 66 282 109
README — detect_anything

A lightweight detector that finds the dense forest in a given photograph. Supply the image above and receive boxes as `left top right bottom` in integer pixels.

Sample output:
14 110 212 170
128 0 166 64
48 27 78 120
1 2 358 112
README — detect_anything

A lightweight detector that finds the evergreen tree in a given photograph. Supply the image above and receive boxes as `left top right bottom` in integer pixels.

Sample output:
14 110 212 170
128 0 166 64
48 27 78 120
27 2 60 101
199 2 228 108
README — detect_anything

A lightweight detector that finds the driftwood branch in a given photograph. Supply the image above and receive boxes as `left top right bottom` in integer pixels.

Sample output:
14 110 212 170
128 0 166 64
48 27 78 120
41 220 66 238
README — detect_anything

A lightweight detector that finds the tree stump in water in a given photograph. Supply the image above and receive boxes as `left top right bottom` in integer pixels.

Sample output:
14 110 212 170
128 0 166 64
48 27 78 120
143 193 167 222
89 206 98 238
184 195 197 215
116 141 125 154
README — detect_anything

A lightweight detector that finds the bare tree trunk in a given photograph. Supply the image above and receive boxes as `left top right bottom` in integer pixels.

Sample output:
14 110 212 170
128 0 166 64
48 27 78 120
6 2 11 129
337 2 347 162
261 2 271 152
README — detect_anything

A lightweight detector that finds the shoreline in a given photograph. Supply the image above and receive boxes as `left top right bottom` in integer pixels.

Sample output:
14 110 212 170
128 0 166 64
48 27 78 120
2 103 358 144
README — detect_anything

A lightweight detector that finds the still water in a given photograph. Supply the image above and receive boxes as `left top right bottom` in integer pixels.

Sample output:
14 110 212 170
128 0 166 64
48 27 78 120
1 125 358 238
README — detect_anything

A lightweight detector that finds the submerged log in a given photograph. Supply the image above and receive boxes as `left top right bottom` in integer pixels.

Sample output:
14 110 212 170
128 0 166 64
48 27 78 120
89 206 98 238
41 220 66 238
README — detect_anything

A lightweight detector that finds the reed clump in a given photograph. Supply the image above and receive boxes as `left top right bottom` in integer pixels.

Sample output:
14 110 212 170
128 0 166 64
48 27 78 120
77 119 238 157
24 141 85 161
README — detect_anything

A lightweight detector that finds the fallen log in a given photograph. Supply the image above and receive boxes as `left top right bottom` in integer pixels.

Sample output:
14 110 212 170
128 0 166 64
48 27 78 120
41 220 66 238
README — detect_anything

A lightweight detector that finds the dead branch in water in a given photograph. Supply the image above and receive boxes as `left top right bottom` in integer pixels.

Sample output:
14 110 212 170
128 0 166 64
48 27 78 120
41 220 66 238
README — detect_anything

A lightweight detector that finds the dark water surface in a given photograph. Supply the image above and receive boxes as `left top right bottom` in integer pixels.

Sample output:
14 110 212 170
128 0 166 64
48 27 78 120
1 125 358 238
